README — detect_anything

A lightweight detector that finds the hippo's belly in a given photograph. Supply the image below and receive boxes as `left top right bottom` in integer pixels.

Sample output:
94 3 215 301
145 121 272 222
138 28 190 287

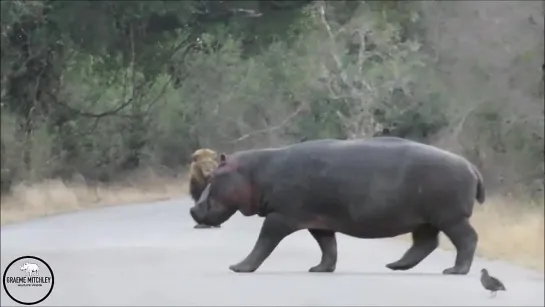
299 205 427 239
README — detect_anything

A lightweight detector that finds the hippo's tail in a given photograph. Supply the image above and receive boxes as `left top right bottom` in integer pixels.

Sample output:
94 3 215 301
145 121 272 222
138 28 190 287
471 164 486 204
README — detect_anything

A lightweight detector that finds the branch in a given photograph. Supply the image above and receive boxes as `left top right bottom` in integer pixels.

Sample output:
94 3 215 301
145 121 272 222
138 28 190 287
141 77 173 117
446 104 482 150
229 8 263 17
51 24 143 119
318 3 343 71
129 23 136 105
65 68 172 138
317 2 373 97
317 1 379 138
229 102 309 144
32 65 45 107
54 96 134 118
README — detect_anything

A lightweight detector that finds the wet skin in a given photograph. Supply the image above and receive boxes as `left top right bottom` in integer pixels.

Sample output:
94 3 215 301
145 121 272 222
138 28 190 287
190 137 485 275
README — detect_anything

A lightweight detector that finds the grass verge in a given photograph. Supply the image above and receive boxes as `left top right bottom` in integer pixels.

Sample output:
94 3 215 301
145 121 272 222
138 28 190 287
1 178 543 272
398 196 544 272
0 169 189 225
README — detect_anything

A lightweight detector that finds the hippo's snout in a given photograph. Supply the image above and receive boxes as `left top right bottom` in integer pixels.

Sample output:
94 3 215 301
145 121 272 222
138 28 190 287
190 206 203 224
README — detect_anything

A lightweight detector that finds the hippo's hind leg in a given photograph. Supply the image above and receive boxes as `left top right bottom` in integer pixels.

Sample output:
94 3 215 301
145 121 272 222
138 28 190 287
229 213 297 273
386 224 439 271
440 218 478 275
308 229 337 273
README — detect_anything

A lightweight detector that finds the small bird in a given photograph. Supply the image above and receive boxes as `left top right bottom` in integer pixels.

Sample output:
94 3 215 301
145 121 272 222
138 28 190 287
480 268 506 297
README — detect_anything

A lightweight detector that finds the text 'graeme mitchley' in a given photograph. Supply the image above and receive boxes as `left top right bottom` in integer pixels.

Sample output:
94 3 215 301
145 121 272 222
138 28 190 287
6 276 52 285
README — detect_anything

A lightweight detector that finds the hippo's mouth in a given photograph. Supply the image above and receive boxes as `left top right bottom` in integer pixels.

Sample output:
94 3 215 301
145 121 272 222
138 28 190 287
189 183 237 226
190 184 214 225
190 200 234 227
189 206 205 224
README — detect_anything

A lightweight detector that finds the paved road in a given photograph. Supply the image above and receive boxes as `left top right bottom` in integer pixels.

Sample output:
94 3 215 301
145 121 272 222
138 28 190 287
1 198 544 306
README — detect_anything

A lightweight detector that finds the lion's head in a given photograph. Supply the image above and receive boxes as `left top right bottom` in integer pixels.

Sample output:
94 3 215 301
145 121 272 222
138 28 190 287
191 148 219 180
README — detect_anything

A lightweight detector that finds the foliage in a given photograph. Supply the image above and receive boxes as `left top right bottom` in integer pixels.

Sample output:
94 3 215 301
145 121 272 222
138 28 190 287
1 0 543 199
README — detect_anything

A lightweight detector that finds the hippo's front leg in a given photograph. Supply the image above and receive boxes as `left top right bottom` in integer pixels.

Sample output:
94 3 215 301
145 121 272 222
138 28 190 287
308 229 337 272
229 213 297 273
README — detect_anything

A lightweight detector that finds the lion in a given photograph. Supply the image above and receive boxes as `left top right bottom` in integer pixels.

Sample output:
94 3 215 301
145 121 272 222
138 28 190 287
188 148 221 229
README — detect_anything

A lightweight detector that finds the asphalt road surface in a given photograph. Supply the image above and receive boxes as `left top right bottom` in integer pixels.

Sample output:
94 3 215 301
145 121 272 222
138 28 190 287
1 198 544 306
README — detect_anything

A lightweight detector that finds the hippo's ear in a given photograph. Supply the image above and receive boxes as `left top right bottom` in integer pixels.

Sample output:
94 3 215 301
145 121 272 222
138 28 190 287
220 153 227 164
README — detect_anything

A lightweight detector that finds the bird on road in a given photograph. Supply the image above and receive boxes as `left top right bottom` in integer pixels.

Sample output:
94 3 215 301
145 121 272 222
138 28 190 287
480 268 507 297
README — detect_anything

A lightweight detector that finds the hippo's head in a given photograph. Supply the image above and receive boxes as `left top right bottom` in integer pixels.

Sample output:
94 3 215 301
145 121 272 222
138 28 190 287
189 153 257 226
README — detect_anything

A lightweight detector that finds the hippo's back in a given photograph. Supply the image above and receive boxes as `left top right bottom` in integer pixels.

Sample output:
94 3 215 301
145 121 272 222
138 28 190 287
281 137 462 170
275 137 478 208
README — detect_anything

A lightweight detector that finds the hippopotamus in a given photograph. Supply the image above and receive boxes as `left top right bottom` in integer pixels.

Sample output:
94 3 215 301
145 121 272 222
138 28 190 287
189 137 485 275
